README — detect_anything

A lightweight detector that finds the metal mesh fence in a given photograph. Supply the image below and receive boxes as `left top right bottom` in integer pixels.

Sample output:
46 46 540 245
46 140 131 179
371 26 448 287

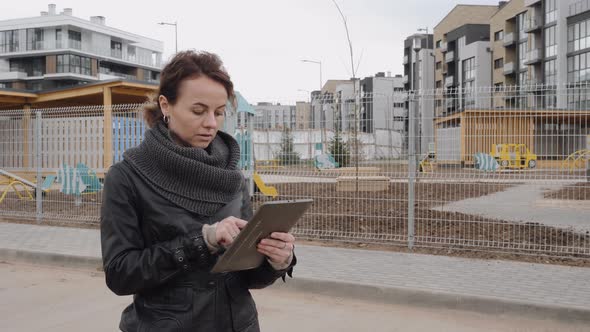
0 85 588 258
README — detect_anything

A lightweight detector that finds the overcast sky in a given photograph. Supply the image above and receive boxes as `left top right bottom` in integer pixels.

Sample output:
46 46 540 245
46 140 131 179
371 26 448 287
3 0 497 103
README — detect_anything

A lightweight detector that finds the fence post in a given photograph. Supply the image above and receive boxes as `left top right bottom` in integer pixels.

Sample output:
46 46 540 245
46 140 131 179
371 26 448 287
35 110 43 224
407 93 417 249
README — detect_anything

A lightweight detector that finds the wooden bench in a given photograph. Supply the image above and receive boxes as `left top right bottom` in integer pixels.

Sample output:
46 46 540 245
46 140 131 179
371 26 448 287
255 159 284 170
336 176 390 192
318 167 381 176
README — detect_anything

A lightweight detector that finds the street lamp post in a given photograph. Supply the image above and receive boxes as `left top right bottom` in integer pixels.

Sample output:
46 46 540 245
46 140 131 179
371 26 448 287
301 59 322 91
158 21 178 53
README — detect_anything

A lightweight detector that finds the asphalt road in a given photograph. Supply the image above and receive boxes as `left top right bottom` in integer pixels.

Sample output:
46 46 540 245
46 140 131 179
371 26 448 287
0 261 588 332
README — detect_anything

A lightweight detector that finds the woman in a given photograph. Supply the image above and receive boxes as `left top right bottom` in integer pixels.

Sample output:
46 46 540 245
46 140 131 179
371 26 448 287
100 51 296 332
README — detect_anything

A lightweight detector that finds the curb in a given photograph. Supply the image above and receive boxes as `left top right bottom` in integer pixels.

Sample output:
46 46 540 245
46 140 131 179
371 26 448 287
272 278 590 324
0 248 102 271
2 248 589 324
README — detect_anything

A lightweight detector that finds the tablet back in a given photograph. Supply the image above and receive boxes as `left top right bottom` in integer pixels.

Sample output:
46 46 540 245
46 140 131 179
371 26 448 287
210 199 313 273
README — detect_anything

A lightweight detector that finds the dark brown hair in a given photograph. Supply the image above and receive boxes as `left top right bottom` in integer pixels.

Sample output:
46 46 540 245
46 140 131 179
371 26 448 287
143 50 235 128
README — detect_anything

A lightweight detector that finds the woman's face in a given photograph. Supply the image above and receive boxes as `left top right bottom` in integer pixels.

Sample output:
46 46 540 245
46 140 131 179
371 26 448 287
159 76 227 148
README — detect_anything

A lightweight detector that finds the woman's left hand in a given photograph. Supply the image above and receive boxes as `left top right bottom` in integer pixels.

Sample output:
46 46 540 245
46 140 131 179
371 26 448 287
257 232 295 265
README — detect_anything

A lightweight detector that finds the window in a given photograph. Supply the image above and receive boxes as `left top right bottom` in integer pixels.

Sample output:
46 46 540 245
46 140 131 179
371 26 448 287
68 30 81 50
519 41 528 70
568 19 590 53
10 57 45 76
26 28 44 51
26 81 43 91
462 57 475 108
494 82 504 92
436 80 442 88
462 57 475 82
436 40 441 48
0 30 19 53
545 0 557 24
494 30 504 41
57 54 92 76
545 59 557 86
519 71 528 86
463 80 475 107
435 61 442 70
517 13 527 41
55 29 62 48
545 26 557 57
567 52 590 84
111 40 122 58
494 58 504 69
127 46 136 62
544 61 557 108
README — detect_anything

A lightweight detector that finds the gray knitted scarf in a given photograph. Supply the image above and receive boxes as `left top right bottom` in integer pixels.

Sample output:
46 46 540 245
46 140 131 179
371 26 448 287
123 122 243 217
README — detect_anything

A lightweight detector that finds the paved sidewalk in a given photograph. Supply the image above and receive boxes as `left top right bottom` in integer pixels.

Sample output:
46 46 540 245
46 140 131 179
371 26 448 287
1 222 589 321
433 183 590 233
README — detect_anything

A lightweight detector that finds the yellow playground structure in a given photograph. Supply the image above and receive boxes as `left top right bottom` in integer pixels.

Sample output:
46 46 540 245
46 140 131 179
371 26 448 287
490 144 537 169
562 149 590 171
252 172 278 199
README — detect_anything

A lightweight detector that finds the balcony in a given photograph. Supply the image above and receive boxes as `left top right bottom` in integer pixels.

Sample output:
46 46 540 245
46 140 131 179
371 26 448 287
570 0 590 16
445 51 455 63
110 49 123 59
525 17 542 33
525 0 541 6
444 75 455 87
522 78 543 91
503 62 516 75
403 55 409 65
524 48 542 65
503 32 516 47
440 42 448 53
0 71 28 80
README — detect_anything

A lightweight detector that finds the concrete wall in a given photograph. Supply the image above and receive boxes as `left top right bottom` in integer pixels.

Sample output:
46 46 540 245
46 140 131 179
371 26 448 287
436 127 461 161
252 128 404 160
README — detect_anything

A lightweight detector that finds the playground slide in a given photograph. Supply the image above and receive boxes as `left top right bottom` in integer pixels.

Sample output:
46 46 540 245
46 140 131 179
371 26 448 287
253 173 278 198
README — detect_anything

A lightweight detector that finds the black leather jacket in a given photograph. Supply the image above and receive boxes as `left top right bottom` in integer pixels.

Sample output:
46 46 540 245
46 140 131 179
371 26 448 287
100 160 296 332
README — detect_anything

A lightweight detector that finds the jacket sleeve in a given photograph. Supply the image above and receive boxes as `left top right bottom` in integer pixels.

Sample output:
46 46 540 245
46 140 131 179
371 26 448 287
236 178 297 289
100 165 212 296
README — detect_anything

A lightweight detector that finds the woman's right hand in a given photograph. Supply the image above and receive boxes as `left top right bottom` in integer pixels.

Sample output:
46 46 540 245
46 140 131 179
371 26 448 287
215 217 248 247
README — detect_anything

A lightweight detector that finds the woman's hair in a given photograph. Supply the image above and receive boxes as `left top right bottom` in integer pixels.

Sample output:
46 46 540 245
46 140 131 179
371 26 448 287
143 50 235 128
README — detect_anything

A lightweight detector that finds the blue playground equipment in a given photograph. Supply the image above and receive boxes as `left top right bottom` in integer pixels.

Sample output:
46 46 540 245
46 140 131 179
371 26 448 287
228 91 256 170
474 153 499 171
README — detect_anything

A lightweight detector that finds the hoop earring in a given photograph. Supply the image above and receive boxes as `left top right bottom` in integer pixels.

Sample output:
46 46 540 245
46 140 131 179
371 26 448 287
163 114 170 124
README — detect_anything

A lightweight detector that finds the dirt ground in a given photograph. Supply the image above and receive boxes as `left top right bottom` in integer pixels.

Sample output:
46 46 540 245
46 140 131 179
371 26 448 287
2 181 589 267
544 182 590 200
258 182 590 267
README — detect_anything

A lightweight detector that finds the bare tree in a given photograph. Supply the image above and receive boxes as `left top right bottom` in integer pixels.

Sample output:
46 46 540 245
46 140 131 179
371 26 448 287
331 0 360 191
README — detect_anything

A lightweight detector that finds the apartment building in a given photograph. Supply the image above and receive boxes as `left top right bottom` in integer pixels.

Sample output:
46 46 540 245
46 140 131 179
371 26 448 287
567 0 590 108
310 79 352 130
403 33 436 154
403 33 435 92
0 4 163 91
253 102 296 130
434 4 500 117
295 101 311 130
433 1 590 167
360 72 406 134
489 0 580 109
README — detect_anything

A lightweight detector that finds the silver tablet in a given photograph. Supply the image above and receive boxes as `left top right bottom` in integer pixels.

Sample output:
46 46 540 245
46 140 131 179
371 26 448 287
210 199 313 273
